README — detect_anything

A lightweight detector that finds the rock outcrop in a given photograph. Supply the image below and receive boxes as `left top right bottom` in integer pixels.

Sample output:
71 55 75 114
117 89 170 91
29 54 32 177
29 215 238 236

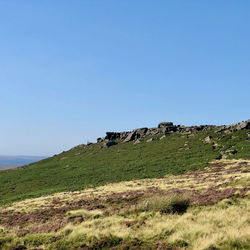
94 119 250 148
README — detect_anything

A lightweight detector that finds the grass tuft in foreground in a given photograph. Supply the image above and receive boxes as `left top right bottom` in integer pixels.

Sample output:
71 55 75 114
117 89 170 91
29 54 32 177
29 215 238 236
135 193 191 215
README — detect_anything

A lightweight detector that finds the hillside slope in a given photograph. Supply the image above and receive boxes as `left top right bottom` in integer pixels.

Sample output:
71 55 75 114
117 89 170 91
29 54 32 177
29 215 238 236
0 159 249 249
0 121 249 205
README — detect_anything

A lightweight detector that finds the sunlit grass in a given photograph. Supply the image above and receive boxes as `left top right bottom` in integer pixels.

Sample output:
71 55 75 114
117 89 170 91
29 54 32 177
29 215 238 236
0 159 249 249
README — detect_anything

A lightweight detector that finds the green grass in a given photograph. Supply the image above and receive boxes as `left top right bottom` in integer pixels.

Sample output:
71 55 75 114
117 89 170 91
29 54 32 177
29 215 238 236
0 129 249 205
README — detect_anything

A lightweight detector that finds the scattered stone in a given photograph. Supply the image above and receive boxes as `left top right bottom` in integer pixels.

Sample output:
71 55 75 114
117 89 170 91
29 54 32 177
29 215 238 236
160 135 166 140
225 149 237 155
247 132 250 140
221 153 227 159
134 139 141 145
146 138 154 143
224 130 232 135
204 136 212 143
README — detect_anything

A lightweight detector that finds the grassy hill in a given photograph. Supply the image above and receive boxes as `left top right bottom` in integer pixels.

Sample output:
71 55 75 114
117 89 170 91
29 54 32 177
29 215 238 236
0 126 249 205
0 159 249 249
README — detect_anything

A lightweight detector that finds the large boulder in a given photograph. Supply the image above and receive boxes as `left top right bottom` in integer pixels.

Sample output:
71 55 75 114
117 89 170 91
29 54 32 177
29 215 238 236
105 132 121 141
158 122 177 134
124 128 148 142
124 131 136 142
158 122 174 128
120 132 130 140
134 127 148 138
146 127 159 136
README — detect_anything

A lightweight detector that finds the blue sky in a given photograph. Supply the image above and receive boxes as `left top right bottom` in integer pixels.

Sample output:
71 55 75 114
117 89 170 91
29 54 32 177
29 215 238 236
0 1 249 156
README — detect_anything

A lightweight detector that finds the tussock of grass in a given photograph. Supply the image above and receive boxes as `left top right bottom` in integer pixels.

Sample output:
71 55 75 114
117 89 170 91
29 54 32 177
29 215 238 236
67 209 104 219
135 193 191 214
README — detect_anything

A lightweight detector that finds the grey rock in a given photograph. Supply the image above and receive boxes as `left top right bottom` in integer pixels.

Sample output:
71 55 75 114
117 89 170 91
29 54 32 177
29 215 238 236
224 130 232 135
158 122 177 134
124 131 136 142
160 135 166 140
146 127 159 136
146 138 154 142
204 136 212 143
134 139 141 145
158 122 174 128
236 120 250 130
134 127 148 138
105 132 121 141
97 137 103 143
103 141 117 148
247 132 250 141
225 148 237 154
124 128 148 142
212 142 219 149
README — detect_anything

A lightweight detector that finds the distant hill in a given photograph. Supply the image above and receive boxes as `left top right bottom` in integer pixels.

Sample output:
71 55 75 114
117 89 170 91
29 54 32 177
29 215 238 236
0 155 47 167
0 120 249 205
0 164 17 170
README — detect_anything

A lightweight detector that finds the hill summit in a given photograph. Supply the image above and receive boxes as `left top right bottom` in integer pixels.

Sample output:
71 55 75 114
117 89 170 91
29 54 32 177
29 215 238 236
92 120 250 147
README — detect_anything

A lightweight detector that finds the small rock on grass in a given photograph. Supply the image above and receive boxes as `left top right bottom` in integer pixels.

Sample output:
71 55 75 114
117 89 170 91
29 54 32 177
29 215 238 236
134 139 141 145
204 136 212 143
146 138 154 142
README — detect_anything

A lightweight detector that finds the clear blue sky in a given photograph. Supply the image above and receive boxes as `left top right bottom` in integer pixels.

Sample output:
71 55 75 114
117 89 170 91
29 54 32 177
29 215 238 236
0 1 249 156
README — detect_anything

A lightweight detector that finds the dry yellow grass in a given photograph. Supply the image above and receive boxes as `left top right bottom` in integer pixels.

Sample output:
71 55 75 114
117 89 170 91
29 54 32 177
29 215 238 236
0 159 249 249
3 159 249 212
47 198 249 249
